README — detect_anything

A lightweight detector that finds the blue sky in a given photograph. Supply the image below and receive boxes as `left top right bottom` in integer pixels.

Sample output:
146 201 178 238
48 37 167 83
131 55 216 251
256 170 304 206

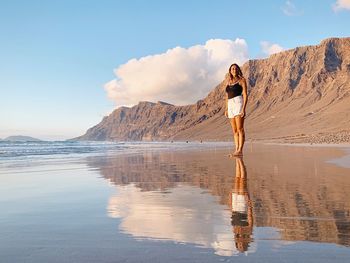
0 0 349 140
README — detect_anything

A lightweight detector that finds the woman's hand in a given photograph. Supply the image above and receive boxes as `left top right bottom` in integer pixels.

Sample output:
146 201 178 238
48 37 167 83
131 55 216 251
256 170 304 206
224 110 228 117
240 111 245 118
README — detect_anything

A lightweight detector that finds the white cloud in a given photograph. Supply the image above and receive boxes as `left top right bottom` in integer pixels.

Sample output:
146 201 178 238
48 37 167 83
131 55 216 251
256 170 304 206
281 1 303 16
333 0 350 11
104 38 249 107
107 184 240 256
260 41 285 56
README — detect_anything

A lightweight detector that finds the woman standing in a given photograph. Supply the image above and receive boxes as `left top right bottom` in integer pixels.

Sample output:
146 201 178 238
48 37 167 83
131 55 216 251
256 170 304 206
224 64 248 156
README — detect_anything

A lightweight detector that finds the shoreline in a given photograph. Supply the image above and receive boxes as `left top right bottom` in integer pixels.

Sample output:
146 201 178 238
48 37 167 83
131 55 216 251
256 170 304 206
159 140 350 148
248 140 350 148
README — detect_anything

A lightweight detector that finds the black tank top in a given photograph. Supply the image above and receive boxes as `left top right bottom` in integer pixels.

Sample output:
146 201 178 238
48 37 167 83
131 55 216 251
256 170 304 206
226 83 243 99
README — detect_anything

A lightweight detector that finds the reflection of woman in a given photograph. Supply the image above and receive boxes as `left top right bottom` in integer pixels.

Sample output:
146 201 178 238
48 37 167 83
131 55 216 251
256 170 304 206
224 64 248 156
230 157 253 253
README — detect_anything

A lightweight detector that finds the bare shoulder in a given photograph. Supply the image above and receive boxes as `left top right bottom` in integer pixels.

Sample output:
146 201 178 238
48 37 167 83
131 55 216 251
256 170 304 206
223 77 229 88
239 77 247 85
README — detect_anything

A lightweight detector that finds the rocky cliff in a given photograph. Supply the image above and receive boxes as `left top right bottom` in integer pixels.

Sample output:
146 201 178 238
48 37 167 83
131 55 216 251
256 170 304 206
74 37 350 142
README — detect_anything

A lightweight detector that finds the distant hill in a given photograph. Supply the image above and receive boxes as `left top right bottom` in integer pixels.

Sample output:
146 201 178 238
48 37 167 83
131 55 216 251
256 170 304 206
4 135 42 142
74 37 350 143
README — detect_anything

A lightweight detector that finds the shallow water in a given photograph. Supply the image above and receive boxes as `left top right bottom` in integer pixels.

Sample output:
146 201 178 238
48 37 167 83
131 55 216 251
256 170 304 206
1 143 350 262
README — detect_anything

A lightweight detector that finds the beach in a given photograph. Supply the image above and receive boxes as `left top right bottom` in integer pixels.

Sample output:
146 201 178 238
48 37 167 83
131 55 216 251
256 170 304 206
1 141 350 262
2 1 350 262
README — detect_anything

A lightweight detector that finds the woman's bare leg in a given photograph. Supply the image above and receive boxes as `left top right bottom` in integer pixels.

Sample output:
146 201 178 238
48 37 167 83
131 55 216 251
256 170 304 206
229 118 239 153
234 115 245 154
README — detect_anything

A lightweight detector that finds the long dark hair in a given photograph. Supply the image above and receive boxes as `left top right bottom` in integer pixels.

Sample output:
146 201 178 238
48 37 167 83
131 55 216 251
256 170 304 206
228 63 243 81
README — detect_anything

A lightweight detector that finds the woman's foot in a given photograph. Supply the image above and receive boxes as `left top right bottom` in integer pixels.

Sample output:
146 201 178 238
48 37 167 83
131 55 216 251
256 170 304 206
228 150 242 157
233 151 243 156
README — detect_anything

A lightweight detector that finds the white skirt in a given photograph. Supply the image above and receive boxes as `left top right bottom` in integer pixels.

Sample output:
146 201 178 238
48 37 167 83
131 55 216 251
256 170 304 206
232 193 247 213
227 95 243 118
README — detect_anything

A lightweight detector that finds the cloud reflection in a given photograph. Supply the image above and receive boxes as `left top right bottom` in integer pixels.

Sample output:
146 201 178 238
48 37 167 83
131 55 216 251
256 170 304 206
107 184 239 256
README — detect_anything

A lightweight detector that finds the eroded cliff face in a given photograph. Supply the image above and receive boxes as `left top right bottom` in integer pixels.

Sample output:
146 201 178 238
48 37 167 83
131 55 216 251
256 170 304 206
242 37 350 141
74 37 350 141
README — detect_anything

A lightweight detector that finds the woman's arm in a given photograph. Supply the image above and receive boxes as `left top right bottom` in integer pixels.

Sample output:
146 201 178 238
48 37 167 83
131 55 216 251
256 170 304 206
240 78 248 118
247 195 253 227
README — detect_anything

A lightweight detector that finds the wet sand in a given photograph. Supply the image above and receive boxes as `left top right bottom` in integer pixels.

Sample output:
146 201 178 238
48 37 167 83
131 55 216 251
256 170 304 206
1 143 350 262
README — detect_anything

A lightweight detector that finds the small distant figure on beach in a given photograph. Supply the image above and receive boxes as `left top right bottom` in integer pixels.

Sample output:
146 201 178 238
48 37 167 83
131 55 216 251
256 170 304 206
224 63 248 156
230 157 253 253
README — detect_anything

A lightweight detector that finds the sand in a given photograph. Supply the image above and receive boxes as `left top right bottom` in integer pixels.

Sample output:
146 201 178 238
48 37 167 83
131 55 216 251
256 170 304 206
1 143 350 262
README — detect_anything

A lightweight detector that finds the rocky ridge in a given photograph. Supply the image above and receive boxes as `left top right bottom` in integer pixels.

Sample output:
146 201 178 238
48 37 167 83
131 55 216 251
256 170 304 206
75 37 350 143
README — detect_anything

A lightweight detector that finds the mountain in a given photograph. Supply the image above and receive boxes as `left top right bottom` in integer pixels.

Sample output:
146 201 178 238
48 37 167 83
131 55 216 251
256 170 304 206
4 135 42 142
75 37 350 143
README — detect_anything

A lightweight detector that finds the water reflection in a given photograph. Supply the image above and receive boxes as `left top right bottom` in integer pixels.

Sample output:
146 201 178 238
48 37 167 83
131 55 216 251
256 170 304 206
230 157 253 253
87 144 350 254
104 154 241 256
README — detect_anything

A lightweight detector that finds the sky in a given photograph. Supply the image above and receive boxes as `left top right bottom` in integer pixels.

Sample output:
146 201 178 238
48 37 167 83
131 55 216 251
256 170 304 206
0 0 349 140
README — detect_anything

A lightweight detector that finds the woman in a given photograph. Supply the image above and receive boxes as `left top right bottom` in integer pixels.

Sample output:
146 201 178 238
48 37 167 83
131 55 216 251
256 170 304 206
224 63 248 156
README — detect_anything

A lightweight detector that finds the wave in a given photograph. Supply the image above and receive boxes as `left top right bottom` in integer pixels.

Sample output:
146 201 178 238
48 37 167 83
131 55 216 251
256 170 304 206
0 141 128 159
0 140 230 162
